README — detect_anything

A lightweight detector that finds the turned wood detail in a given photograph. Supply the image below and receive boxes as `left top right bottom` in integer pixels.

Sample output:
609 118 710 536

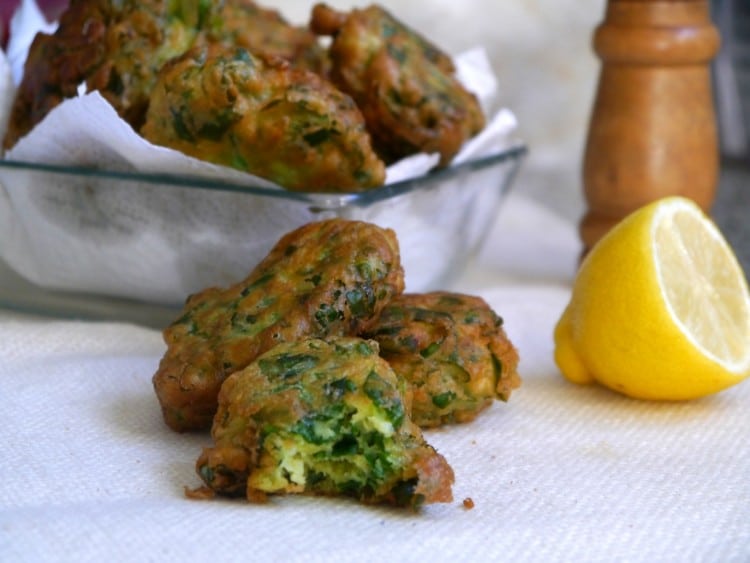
581 0 721 256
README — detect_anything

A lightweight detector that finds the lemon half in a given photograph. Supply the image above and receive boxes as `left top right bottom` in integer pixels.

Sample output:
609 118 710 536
554 196 750 400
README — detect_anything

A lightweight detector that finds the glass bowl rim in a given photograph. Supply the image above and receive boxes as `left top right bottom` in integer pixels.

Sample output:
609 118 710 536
0 143 527 208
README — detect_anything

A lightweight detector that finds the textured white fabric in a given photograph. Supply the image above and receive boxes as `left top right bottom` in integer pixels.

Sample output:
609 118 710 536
1 193 749 562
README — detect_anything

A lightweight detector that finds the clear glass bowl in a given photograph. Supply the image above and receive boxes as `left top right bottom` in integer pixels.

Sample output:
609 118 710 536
0 145 526 327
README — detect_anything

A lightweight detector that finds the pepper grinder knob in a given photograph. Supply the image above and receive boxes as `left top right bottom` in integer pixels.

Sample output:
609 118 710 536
580 0 721 256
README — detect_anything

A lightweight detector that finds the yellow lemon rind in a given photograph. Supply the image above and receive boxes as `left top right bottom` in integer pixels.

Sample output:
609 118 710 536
555 196 750 401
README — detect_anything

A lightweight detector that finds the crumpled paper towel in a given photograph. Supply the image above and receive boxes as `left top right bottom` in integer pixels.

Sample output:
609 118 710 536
1 276 748 561
0 1 518 304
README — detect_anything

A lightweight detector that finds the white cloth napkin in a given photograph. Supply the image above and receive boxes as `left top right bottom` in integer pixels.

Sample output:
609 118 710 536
1 192 749 562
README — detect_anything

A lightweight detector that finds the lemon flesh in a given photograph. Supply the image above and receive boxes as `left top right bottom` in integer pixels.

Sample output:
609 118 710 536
554 197 750 400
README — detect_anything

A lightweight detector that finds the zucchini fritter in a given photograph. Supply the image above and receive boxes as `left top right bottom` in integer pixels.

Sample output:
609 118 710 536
3 0 198 150
141 42 385 191
196 337 454 508
310 3 485 165
153 219 405 432
363 292 520 427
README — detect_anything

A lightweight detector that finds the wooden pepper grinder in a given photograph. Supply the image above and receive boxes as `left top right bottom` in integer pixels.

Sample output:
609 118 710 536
580 0 721 255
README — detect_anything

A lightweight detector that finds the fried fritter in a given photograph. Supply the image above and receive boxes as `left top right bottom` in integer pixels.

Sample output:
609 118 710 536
200 0 329 75
3 0 197 150
363 292 520 428
3 0 328 151
141 42 385 191
196 337 454 508
153 219 405 432
310 3 485 165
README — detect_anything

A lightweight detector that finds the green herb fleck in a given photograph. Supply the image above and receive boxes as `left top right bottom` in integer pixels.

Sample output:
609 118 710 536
420 341 441 358
171 107 194 142
324 377 357 399
464 311 480 324
240 272 274 296
199 464 214 484
198 110 236 141
233 48 253 64
352 340 374 357
391 478 424 508
303 128 338 147
258 353 318 380
331 434 358 456
432 391 456 409
315 303 342 328
291 403 348 444
346 287 374 318
356 262 373 281
364 371 404 428
386 44 408 65
306 273 322 286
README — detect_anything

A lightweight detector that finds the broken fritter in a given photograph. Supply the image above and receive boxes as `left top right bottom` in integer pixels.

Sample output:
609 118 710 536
141 42 385 191
363 292 520 427
195 337 454 508
310 3 485 165
153 219 405 432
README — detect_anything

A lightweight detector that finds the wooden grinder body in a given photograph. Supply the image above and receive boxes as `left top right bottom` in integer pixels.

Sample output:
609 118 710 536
581 0 720 254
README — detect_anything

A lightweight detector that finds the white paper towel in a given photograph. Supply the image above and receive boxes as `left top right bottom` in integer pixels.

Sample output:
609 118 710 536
1 284 748 562
0 193 748 562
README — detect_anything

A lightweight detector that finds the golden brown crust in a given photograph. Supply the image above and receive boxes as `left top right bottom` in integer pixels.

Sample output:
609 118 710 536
141 42 385 191
310 3 485 165
153 219 405 432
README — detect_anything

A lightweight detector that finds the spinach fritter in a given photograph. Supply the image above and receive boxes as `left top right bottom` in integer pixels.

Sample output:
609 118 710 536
363 292 520 427
310 3 485 165
153 219 404 432
196 337 454 508
3 0 198 149
141 42 385 191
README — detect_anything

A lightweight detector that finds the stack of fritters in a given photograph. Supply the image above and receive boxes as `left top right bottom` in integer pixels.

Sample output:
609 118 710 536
153 219 404 432
4 1 486 191
153 218 520 508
